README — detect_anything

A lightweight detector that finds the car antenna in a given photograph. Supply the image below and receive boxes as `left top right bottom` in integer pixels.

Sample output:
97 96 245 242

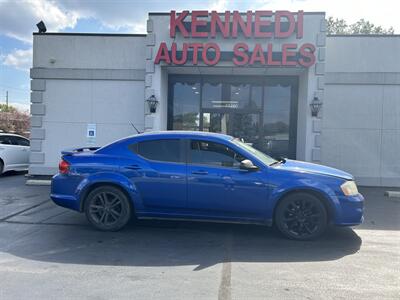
130 122 142 134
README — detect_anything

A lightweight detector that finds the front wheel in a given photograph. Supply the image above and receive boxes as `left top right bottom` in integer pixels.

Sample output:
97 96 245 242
275 193 328 240
84 186 132 231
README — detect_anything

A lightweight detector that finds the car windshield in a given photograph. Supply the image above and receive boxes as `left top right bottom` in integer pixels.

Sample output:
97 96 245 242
232 138 278 166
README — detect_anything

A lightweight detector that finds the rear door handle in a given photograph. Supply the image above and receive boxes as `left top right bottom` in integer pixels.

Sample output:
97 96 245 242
126 164 141 170
192 170 208 175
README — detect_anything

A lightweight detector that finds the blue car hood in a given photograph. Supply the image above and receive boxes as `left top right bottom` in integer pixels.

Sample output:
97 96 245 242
275 159 353 180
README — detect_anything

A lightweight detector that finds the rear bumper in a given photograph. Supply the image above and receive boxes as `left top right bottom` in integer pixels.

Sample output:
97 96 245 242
334 193 364 226
50 193 80 211
50 173 82 212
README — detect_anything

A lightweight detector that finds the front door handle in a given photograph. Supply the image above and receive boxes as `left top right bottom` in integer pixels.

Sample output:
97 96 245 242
192 170 208 175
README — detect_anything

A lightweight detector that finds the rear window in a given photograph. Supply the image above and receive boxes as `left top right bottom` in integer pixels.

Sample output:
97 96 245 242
132 139 181 163
9 136 29 146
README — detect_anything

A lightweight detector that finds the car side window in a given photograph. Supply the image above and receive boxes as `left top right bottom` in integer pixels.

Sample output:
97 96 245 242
19 137 29 146
13 137 30 146
0 135 12 145
132 139 181 163
189 140 245 168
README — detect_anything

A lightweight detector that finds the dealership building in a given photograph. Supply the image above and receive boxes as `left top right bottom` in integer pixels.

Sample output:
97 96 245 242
29 11 400 187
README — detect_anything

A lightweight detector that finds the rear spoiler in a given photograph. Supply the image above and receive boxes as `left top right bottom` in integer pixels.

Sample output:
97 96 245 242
61 147 100 156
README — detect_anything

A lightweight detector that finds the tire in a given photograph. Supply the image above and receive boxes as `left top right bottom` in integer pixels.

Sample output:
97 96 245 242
84 185 132 231
0 160 4 175
275 192 328 240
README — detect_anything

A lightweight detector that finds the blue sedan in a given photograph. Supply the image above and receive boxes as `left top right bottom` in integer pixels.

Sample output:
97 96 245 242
51 131 364 240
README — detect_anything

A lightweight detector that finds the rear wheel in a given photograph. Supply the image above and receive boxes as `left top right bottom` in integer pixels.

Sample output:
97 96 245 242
0 160 4 174
84 186 131 231
275 192 328 240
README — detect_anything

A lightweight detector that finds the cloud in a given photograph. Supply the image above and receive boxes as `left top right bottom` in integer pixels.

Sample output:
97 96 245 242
9 102 30 113
3 48 32 72
57 0 148 33
209 0 229 11
253 0 399 33
0 0 78 43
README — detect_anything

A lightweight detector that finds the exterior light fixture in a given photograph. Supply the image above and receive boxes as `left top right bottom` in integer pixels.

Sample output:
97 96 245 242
310 96 322 117
146 95 158 113
36 20 47 33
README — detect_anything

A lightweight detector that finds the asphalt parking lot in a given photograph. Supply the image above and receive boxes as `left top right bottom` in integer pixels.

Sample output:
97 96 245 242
0 173 399 299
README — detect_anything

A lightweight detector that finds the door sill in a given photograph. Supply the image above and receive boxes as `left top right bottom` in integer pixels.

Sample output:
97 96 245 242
137 215 272 227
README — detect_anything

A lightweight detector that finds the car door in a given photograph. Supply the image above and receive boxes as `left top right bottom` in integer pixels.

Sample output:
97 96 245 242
186 139 268 220
122 138 187 213
14 136 30 167
8 136 29 169
0 135 18 168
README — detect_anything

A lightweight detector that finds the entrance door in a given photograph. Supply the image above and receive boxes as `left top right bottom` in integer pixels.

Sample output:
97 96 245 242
168 75 298 159
201 110 261 142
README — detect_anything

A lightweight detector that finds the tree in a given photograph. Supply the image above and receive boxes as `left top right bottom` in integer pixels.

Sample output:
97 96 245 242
0 104 17 113
0 104 30 136
327 17 394 35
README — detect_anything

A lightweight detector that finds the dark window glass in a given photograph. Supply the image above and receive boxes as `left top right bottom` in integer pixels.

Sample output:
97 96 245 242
171 82 200 130
0 135 12 145
8 136 22 146
202 82 222 108
135 139 181 163
250 85 263 109
230 83 250 109
13 137 29 146
256 85 291 158
189 140 245 168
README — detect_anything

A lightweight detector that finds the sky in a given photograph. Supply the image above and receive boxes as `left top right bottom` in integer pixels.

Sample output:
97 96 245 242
0 0 398 112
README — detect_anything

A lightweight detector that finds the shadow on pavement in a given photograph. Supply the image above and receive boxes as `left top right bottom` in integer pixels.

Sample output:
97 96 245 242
4 220 362 270
0 170 27 177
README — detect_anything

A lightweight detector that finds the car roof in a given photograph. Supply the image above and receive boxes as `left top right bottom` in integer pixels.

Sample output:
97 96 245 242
0 133 28 138
98 131 234 153
135 130 233 141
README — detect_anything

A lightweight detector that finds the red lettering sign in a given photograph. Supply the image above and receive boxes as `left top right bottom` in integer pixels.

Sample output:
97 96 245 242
254 11 273 38
191 10 208 38
154 11 317 68
170 10 189 37
210 11 230 38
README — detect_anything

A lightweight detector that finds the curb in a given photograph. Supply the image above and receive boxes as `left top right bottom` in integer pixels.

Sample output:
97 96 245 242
26 179 51 186
384 191 400 202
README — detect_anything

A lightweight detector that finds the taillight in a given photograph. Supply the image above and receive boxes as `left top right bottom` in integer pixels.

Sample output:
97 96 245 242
59 159 70 174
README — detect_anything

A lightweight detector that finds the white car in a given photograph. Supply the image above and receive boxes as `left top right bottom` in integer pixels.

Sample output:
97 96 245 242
0 133 30 174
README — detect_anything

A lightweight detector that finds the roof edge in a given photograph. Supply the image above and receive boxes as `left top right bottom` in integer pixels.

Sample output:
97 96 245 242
149 11 325 16
327 34 400 37
32 32 147 37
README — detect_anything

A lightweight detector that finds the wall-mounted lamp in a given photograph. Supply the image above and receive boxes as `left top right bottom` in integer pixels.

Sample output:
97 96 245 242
146 95 158 113
310 96 322 117
36 20 47 33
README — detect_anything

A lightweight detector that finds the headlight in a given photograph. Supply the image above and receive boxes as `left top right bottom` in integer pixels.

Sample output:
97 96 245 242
340 181 359 196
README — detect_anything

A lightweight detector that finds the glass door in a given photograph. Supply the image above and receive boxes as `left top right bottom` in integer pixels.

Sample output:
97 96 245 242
201 111 261 143
168 75 298 159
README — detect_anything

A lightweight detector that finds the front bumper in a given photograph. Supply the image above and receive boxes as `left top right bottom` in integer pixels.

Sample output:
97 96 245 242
334 193 364 226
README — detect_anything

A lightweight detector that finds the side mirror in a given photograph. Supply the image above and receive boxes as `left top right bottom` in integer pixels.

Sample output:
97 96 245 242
240 159 258 171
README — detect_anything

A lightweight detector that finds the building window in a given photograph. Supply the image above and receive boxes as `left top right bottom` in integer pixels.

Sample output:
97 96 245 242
170 81 200 130
168 75 298 159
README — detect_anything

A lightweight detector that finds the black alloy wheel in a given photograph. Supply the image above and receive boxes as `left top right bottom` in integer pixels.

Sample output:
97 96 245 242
85 186 131 231
275 192 328 240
